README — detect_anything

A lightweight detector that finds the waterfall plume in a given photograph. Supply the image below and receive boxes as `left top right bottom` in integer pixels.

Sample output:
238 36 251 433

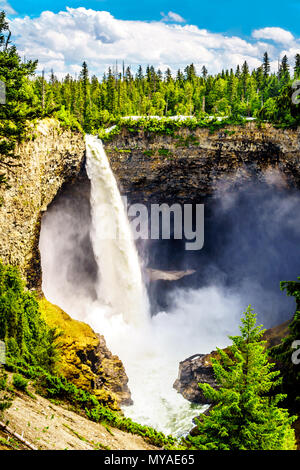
85 134 149 326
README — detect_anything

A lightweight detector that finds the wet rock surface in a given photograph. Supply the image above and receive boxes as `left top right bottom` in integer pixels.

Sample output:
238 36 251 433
173 353 218 404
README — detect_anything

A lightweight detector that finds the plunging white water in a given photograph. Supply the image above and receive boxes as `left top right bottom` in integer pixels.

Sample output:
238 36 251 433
85 135 148 326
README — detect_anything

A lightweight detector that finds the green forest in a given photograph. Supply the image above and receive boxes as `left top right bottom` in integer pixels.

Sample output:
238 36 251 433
0 10 300 141
22 49 300 133
1 8 299 187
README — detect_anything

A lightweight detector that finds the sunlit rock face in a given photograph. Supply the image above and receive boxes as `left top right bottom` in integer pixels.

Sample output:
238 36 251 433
40 298 132 408
0 118 85 288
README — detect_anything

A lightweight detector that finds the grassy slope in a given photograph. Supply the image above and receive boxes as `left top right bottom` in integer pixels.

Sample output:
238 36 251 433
1 372 157 451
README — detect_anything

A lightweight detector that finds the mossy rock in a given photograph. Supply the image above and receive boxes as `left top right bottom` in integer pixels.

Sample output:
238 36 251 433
39 298 132 409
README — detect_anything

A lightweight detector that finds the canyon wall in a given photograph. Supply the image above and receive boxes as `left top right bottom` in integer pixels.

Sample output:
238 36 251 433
1 119 300 290
105 123 300 204
0 118 85 289
0 118 299 410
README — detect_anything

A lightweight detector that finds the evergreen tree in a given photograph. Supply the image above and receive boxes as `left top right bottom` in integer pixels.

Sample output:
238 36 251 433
136 65 144 81
185 63 196 82
188 306 296 450
80 61 91 131
165 68 172 83
0 261 59 371
202 66 208 79
263 52 270 78
0 11 39 186
279 55 290 84
294 54 300 78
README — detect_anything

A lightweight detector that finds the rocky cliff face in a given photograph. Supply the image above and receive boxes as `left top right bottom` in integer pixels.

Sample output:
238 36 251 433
105 123 300 204
1 120 299 289
0 118 85 289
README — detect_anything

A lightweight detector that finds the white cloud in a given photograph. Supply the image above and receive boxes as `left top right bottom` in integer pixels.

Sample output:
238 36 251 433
7 7 300 78
252 27 294 44
161 11 186 23
0 0 16 15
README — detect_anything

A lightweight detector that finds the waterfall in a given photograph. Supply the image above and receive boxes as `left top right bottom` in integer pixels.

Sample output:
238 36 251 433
85 134 148 325
84 135 207 435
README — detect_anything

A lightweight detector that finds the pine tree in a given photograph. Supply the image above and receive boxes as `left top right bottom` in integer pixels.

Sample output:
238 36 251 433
136 65 144 81
279 55 290 83
294 54 300 78
263 52 270 78
188 306 296 450
185 63 196 81
0 261 59 371
0 11 9 49
165 68 172 83
80 61 90 130
201 66 208 79
0 10 38 186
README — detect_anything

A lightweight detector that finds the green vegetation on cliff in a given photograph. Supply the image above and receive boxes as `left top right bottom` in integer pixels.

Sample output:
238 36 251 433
0 12 41 188
187 306 297 450
0 261 175 448
39 298 127 411
98 115 247 142
0 261 58 371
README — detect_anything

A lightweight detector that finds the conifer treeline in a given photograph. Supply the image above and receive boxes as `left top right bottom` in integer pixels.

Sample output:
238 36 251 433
1 6 300 148
34 52 300 132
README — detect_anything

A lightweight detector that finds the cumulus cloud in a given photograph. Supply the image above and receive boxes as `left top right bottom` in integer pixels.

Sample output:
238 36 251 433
161 11 186 23
7 7 300 78
0 0 16 15
252 27 294 44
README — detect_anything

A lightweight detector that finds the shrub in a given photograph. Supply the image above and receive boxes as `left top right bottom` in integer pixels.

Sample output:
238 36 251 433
12 373 28 391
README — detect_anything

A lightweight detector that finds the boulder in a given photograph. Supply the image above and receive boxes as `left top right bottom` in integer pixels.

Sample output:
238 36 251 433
173 353 218 404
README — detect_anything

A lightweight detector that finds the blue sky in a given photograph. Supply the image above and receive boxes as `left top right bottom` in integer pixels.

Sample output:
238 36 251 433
6 0 300 37
1 0 299 77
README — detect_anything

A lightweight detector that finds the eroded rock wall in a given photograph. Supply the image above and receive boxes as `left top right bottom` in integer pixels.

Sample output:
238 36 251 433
105 123 300 204
0 118 85 288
